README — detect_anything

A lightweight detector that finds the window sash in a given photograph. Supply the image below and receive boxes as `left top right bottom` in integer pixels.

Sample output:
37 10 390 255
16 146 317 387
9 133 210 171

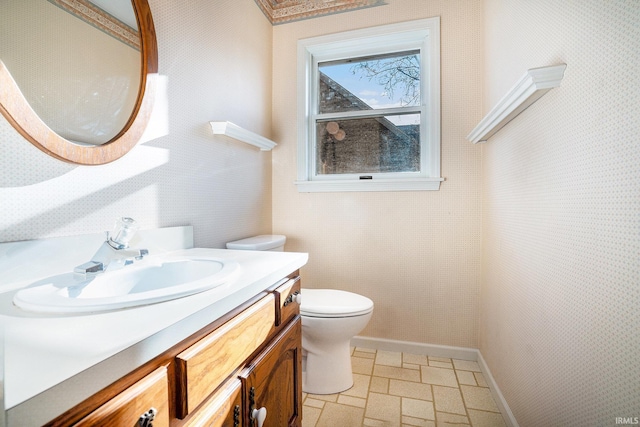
313 110 426 179
317 50 422 113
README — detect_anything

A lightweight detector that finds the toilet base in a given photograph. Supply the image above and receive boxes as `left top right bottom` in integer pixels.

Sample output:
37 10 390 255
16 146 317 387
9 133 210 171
302 343 354 395
299 294 373 395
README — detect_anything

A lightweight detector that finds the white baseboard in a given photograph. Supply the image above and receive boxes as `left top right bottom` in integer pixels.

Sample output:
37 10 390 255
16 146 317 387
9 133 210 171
351 336 519 427
351 336 478 361
476 351 520 427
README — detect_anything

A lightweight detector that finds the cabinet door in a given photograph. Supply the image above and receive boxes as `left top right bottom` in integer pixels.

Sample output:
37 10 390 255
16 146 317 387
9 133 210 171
240 317 302 427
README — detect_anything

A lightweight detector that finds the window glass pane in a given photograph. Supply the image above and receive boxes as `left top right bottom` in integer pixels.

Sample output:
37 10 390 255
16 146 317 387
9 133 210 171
315 114 420 175
318 50 420 113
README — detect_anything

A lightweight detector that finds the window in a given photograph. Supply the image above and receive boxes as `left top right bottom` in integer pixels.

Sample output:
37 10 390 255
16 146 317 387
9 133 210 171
296 18 442 192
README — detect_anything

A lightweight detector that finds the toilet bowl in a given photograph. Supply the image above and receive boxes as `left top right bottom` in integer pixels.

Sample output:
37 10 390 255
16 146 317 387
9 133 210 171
226 235 374 395
300 289 373 394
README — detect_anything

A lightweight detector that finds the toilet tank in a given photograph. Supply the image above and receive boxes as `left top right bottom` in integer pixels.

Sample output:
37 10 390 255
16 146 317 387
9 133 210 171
226 235 286 252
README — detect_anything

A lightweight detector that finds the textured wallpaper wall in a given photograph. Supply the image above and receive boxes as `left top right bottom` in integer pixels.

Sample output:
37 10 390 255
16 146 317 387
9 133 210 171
0 0 274 249
480 1 640 425
272 0 483 348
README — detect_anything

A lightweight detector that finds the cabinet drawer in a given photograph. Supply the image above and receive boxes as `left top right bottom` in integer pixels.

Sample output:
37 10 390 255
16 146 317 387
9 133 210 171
176 294 276 418
75 365 169 427
274 277 301 326
183 379 242 427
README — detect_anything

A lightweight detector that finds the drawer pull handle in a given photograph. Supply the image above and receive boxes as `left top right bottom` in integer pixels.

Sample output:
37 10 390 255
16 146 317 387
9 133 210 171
234 405 241 427
137 407 157 427
283 291 301 306
251 407 267 427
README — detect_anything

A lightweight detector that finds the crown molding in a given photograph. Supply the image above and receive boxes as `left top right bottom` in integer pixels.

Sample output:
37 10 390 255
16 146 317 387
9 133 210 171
254 0 384 25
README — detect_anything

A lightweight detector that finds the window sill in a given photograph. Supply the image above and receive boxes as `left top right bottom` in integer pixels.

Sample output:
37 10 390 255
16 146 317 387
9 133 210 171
295 178 444 192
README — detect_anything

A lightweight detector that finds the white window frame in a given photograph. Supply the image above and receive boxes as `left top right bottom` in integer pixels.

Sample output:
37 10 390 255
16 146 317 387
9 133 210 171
296 17 443 192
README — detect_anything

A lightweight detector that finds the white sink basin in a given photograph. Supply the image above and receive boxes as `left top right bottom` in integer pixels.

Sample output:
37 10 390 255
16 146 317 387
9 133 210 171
13 255 241 314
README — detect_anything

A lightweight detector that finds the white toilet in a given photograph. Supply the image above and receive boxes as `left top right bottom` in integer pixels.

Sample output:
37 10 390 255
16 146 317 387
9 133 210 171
226 235 374 395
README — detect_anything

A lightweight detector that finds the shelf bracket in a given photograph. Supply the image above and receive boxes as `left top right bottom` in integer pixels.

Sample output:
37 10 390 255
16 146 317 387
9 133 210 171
467 64 567 144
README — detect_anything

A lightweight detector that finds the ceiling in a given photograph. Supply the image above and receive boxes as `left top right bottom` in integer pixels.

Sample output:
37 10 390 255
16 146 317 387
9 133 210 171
254 0 384 24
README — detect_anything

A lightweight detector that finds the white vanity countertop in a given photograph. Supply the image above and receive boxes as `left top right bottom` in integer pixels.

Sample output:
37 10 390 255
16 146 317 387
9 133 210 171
1 247 308 427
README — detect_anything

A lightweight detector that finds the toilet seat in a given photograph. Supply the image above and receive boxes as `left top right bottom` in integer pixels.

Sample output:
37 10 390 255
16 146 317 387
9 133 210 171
300 289 374 318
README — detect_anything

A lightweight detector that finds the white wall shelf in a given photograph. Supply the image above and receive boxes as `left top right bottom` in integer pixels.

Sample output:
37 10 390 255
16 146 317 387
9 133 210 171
210 121 277 151
467 64 567 144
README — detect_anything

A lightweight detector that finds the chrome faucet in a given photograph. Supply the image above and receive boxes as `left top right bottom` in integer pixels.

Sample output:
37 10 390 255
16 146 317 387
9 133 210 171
74 217 149 276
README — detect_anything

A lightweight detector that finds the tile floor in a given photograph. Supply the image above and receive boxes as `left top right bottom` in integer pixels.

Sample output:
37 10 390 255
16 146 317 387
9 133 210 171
302 347 507 427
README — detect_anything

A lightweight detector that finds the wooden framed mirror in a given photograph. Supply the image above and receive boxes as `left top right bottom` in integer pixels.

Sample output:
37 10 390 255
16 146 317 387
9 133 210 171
0 0 158 165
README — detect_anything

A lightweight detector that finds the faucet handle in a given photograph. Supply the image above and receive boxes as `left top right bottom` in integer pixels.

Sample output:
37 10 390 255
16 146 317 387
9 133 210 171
109 217 139 249
136 249 149 260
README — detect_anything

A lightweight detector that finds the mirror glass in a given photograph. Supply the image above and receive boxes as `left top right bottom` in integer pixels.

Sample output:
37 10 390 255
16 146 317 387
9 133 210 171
0 0 156 165
0 0 141 145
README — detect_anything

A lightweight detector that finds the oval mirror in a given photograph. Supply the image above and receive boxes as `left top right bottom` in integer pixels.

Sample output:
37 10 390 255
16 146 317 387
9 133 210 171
0 0 158 165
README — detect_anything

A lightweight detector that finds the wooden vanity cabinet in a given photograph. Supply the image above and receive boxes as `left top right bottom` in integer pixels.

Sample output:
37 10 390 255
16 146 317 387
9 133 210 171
44 272 302 427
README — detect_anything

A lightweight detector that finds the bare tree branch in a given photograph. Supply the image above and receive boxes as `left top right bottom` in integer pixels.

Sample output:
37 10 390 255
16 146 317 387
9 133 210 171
351 54 420 106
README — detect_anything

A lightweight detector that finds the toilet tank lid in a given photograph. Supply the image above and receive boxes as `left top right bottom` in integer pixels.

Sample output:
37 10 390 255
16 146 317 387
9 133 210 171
226 235 286 251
